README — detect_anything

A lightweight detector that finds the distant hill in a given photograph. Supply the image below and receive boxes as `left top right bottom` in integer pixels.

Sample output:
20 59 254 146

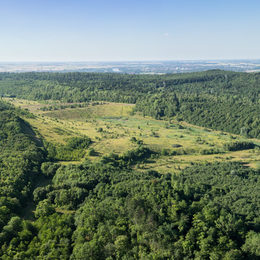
0 70 259 138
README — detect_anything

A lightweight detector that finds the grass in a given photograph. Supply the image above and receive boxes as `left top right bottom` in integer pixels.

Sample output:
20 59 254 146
7 98 260 174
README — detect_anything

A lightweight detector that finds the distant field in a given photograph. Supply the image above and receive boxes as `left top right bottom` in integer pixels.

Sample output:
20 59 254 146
7 98 260 173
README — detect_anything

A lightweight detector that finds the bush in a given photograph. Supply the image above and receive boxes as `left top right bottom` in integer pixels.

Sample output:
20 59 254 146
41 162 60 178
88 148 97 156
66 136 92 150
161 149 169 156
224 141 255 151
34 199 55 218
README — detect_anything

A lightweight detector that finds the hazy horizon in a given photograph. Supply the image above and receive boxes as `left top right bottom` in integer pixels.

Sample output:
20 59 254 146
1 59 260 63
1 60 260 73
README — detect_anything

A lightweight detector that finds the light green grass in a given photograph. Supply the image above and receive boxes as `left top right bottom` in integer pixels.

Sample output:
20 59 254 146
9 98 260 174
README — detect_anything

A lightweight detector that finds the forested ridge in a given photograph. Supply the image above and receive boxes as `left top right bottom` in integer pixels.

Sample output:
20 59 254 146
0 101 260 259
0 70 259 138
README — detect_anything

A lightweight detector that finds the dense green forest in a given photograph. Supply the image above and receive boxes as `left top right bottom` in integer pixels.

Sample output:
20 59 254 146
0 70 259 138
0 100 260 259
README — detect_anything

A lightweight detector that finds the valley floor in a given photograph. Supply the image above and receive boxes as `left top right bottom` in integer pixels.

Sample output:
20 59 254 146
7 98 260 173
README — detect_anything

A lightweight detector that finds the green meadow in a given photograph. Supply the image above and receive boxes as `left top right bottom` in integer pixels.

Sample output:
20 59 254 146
8 98 260 173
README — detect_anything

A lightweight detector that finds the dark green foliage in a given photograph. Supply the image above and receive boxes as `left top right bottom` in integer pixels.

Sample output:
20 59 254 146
0 101 44 229
224 141 255 151
0 103 74 259
101 146 154 168
135 92 260 138
7 155 258 259
34 199 55 218
242 231 260 257
66 136 92 150
41 162 60 178
0 101 48 258
66 161 260 259
88 148 97 156
0 70 260 258
0 214 74 259
1 113 260 259
44 136 91 161
0 70 259 137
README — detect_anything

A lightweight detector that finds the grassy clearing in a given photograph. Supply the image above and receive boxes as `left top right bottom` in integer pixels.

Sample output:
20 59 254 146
8 98 260 174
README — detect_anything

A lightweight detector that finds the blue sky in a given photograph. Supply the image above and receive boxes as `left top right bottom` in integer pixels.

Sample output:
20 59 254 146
0 0 260 61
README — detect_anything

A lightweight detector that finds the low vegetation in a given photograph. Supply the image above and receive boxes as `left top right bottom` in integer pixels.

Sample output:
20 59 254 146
0 70 259 259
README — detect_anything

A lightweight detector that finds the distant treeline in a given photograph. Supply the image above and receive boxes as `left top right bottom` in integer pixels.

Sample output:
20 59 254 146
0 70 259 138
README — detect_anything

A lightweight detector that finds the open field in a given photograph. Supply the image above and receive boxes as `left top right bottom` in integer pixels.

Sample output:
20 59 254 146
6 98 260 173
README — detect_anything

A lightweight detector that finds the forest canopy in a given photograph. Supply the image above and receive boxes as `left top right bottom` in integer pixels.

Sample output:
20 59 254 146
0 69 259 259
0 70 259 138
